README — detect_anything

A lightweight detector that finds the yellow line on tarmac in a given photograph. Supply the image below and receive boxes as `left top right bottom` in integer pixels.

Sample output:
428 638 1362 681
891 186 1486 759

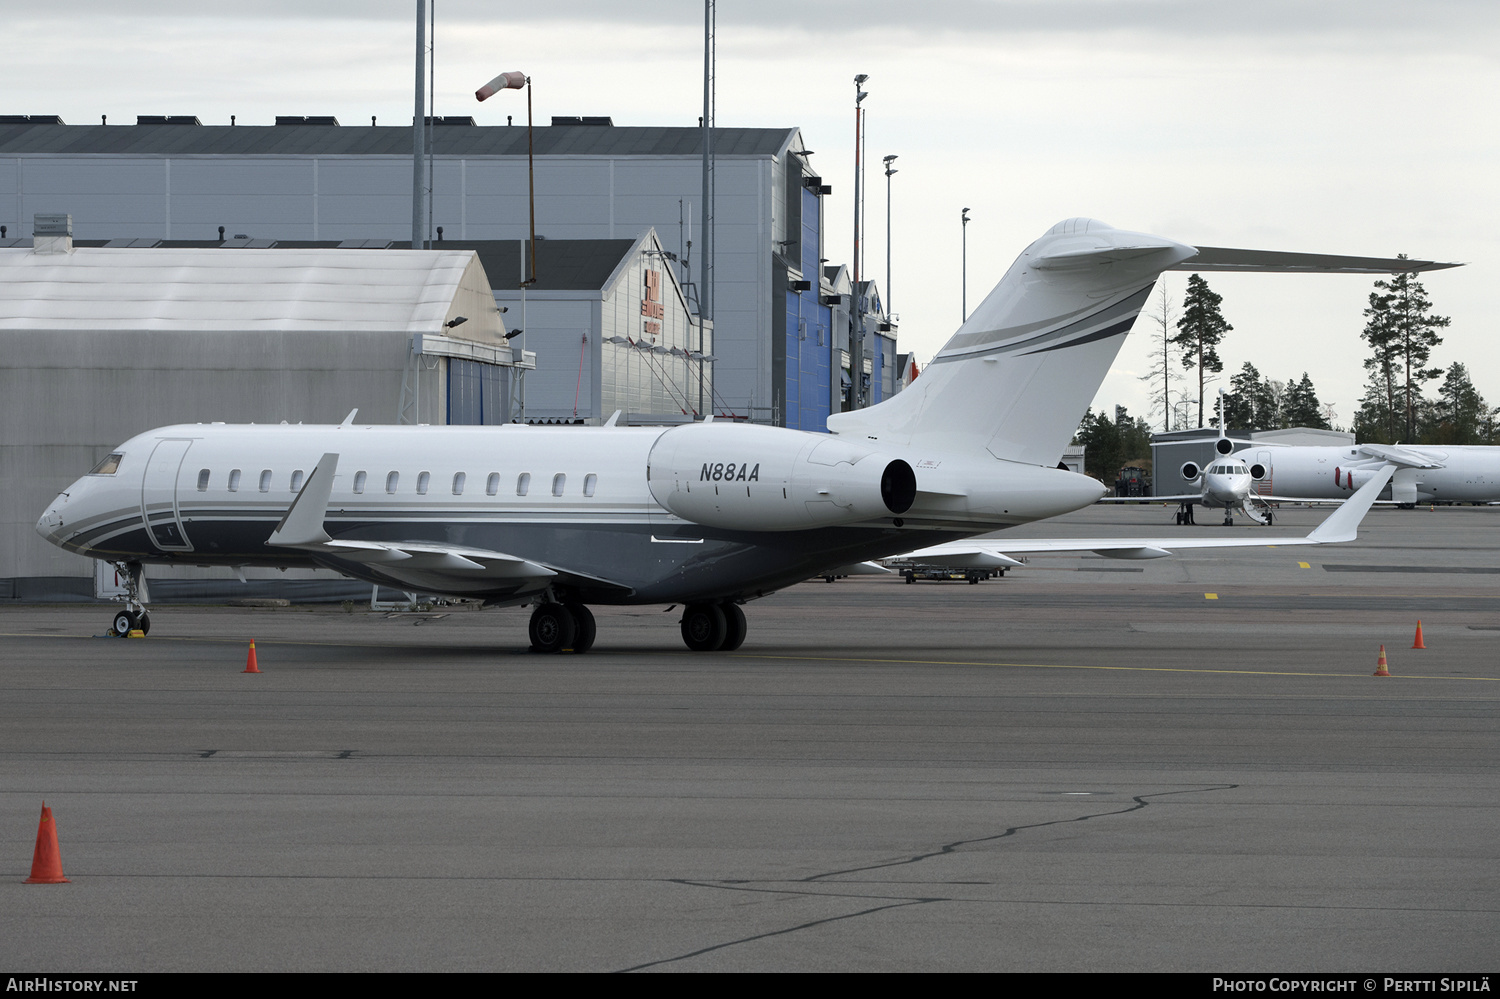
725 652 1500 681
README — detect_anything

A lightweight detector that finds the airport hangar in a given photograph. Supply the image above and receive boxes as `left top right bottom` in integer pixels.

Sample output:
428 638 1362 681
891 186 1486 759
0 115 904 432
0 115 904 601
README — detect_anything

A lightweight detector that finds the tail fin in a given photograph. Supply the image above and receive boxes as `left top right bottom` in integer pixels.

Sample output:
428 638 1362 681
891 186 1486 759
829 218 1195 464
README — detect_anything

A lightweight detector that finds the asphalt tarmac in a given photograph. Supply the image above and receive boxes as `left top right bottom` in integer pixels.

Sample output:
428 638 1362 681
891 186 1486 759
2 503 1497 972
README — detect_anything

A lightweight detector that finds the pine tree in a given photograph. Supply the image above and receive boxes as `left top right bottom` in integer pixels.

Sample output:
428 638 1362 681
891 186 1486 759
1353 368 1399 444
1281 373 1329 429
1224 362 1261 430
1361 260 1450 441
1428 362 1494 445
1171 274 1230 427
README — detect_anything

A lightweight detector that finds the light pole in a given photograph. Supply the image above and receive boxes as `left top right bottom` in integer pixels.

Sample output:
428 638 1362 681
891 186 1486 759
961 207 971 322
476 68 531 421
883 154 897 315
851 74 869 409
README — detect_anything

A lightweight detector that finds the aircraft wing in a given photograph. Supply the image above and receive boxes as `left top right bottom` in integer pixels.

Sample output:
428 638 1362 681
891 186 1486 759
898 465 1394 564
266 452 633 595
1099 494 1201 503
1356 443 1445 468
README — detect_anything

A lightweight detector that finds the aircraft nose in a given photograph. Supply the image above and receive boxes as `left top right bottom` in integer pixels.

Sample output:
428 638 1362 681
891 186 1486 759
36 495 66 543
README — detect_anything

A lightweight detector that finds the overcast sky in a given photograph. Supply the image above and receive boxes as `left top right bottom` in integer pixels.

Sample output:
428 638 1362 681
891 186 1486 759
8 1 1496 431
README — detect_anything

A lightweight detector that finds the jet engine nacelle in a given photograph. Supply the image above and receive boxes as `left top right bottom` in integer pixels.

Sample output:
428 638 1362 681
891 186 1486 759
647 422 916 531
1215 437 1234 455
1248 463 1267 480
1180 461 1201 481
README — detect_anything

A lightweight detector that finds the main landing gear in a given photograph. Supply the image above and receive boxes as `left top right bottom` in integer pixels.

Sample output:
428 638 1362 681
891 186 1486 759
680 602 747 652
108 560 150 636
527 601 596 654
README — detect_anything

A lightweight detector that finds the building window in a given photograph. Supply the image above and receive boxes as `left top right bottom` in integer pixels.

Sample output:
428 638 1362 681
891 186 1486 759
196 469 210 491
228 469 241 492
486 472 500 496
517 472 530 496
353 471 366 494
259 470 272 493
417 471 430 495
552 473 566 497
584 473 597 497
452 472 466 495
290 470 304 492
386 471 399 493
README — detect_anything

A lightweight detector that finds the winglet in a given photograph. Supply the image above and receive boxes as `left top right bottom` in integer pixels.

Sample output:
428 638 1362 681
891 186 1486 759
1307 464 1395 544
341 409 358 426
267 453 338 548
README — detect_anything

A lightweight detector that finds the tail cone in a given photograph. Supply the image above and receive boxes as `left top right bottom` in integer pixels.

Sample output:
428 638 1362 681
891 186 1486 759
243 640 260 674
24 802 70 884
1373 645 1391 677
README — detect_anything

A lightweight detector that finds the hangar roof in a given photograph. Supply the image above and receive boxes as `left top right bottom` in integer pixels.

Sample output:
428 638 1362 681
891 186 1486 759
0 247 489 332
0 123 799 159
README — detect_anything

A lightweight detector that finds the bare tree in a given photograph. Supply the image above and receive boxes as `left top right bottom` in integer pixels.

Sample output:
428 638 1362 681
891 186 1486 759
1137 280 1182 432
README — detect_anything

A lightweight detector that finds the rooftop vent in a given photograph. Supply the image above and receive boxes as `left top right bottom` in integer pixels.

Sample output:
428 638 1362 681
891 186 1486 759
136 115 202 126
275 115 340 126
550 116 614 127
33 213 73 255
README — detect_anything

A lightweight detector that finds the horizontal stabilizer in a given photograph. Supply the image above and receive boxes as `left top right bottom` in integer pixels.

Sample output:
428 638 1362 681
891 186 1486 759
1172 247 1460 274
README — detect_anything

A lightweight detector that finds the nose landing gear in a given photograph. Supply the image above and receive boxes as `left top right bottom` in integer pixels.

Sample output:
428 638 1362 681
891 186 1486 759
107 561 150 636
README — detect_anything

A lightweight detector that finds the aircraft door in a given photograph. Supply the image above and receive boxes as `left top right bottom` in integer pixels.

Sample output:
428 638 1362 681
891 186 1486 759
141 438 195 552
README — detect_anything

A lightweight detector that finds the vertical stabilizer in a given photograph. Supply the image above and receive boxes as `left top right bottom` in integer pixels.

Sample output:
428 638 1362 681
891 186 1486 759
829 219 1196 464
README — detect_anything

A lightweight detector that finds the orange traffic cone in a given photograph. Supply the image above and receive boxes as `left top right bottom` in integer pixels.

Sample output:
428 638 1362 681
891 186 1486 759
243 640 260 674
1412 621 1426 650
24 802 70 884
1373 645 1391 677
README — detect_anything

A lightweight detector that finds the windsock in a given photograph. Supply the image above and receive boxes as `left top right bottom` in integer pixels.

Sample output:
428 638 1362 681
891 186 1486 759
476 72 526 101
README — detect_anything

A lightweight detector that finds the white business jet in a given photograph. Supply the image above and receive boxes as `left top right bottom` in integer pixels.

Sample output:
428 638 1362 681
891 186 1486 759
36 219 1450 653
1103 390 1277 526
1231 440 1499 507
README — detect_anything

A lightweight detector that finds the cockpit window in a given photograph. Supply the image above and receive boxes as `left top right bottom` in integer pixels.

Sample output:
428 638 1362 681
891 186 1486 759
89 453 123 475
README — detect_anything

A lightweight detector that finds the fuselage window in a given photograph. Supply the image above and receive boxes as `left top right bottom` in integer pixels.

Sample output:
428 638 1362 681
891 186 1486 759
228 469 242 492
386 471 399 494
259 470 272 493
89 453 123 475
290 470 305 492
417 471 431 495
486 472 500 496
353 471 367 494
517 472 531 497
452 472 466 495
552 473 566 497
584 473 597 497
196 469 210 492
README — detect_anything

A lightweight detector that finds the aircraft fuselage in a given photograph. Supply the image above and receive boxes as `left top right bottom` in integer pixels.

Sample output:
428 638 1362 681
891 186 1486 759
38 422 1105 605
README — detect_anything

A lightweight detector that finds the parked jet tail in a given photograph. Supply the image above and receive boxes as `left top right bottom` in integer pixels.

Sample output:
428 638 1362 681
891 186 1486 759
828 218 1458 467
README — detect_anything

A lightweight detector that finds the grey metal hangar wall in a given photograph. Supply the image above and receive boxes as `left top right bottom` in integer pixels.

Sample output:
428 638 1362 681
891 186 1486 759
0 240 507 596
